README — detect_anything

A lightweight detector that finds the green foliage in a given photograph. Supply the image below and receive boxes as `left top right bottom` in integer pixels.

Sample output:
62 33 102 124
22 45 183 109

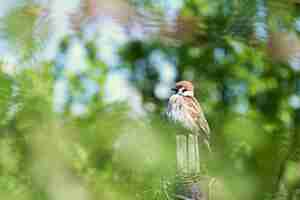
1 3 48 60
1 0 300 200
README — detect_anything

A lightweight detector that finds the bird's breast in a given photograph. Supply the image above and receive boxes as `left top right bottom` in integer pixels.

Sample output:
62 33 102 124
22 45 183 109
167 95 197 131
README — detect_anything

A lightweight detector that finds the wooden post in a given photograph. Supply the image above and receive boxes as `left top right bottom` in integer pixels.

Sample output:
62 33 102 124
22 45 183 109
175 134 208 200
176 134 187 173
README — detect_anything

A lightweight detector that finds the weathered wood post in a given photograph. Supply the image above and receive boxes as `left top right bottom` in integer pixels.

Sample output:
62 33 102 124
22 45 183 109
175 133 209 200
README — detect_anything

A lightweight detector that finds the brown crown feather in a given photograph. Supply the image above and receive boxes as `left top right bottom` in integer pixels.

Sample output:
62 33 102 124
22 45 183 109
175 81 194 91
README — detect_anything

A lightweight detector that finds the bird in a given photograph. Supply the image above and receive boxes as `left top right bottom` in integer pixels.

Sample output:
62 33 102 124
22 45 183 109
167 80 211 151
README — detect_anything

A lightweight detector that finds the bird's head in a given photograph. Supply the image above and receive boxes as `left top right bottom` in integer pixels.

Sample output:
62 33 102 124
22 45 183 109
171 80 194 97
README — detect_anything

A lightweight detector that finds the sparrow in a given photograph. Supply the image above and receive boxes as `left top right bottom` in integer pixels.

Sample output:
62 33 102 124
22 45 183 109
167 80 211 150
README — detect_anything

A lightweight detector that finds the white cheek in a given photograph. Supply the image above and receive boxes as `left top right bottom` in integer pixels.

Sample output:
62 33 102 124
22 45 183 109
182 91 193 96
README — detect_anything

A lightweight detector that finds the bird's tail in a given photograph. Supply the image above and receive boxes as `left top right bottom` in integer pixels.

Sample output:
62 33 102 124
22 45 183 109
204 138 211 153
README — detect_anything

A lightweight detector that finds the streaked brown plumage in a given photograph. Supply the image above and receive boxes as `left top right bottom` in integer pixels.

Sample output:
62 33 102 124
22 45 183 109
167 81 210 149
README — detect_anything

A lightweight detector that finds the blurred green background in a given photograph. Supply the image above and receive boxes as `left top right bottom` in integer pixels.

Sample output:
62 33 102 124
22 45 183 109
1 0 300 199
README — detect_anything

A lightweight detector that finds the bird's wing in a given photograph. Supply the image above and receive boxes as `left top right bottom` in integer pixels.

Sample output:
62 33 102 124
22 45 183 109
184 96 210 140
